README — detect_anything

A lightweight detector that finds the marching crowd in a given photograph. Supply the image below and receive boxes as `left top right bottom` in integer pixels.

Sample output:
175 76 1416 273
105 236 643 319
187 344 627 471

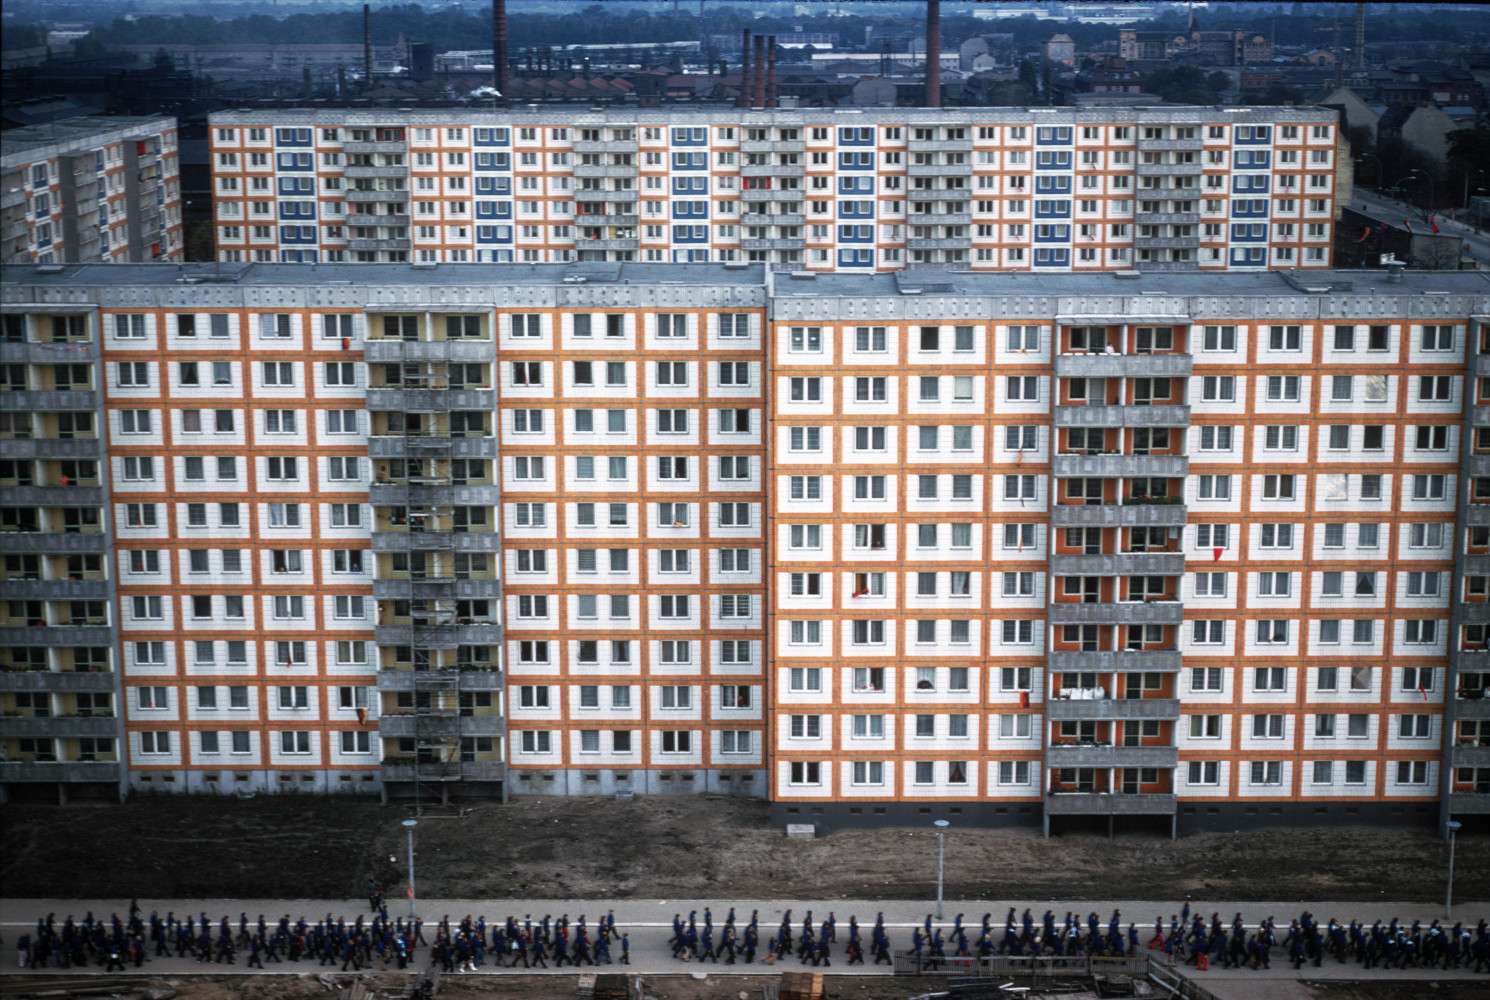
12 894 1490 975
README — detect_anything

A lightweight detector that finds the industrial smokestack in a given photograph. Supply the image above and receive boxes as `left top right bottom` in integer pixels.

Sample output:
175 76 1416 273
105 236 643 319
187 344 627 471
766 36 778 108
363 3 372 92
752 34 766 108
738 29 751 108
493 0 508 97
1354 1 1365 67
925 0 940 108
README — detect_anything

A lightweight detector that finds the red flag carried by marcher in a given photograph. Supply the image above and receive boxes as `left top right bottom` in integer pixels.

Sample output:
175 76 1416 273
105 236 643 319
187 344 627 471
1355 225 1371 243
1403 219 1413 232
1430 216 1440 233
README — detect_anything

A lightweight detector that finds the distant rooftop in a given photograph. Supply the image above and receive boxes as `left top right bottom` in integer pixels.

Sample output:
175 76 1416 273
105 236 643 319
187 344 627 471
1 115 174 165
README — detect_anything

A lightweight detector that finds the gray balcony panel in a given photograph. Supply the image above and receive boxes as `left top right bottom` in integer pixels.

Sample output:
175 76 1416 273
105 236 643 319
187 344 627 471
1133 261 1202 273
0 439 104 460
344 165 409 180
0 760 120 783
458 671 504 691
907 139 974 153
0 626 113 645
739 140 804 154
1046 745 1178 768
343 141 408 154
2 579 110 601
573 165 639 179
366 437 498 460
1454 699 1490 721
1465 404 1487 426
1134 212 1201 226
361 340 493 363
0 533 111 554
1474 356 1490 379
1049 552 1185 576
374 623 502 646
1046 698 1180 721
1466 455 1490 478
906 238 972 250
345 190 410 204
371 532 502 554
1049 504 1188 528
378 715 463 738
364 388 495 411
907 189 969 202
1459 651 1490 672
369 484 501 506
460 761 506 781
346 214 411 227
1468 506 1490 526
0 390 100 411
574 214 639 227
1047 602 1184 626
0 671 116 692
372 578 500 601
346 239 412 252
1461 603 1490 625
576 238 639 251
907 213 972 226
1054 405 1192 428
906 164 973 177
1046 649 1182 672
1452 745 1490 768
376 670 459 692
741 213 805 227
1 486 105 506
1045 792 1177 815
740 239 805 251
591 190 639 203
572 141 639 154
0 343 100 364
1136 138 1203 151
1447 792 1490 814
741 164 805 178
1134 237 1202 250
1135 163 1204 177
1 715 119 738
1051 454 1188 478
740 190 802 202
460 716 506 736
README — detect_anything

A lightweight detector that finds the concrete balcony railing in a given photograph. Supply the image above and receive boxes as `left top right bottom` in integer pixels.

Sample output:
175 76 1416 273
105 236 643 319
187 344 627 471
741 213 806 227
1048 552 1185 576
1458 650 1490 672
380 760 506 783
1467 506 1490 527
0 715 119 738
1050 504 1188 528
739 140 805 154
1046 745 1179 768
1134 212 1201 226
457 671 504 691
1 579 110 601
1134 236 1201 250
1051 454 1188 479
0 486 105 506
1 343 100 364
0 625 113 645
1046 698 1181 722
376 670 460 691
0 438 103 460
907 138 974 153
361 341 492 363
907 212 972 226
741 189 802 202
741 164 805 178
345 189 410 203
1054 405 1191 428
576 238 639 251
374 623 502 647
1472 355 1490 379
372 578 499 601
588 190 639 203
344 165 409 180
343 141 408 154
1447 792 1490 814
378 715 462 739
370 531 503 553
1055 354 1194 379
1046 649 1182 672
0 670 115 692
1453 698 1490 720
1133 261 1201 273
1136 163 1204 177
574 214 639 227
1465 454 1490 478
906 164 973 177
573 164 638 179
1045 792 1177 815
368 483 500 506
572 141 639 154
740 238 804 251
0 390 101 413
0 532 111 555
1047 602 1184 626
1136 137 1203 151
906 237 972 250
1452 745 1490 768
907 189 969 202
1461 603 1490 625
365 388 495 411
346 238 411 252
0 760 121 783
458 716 505 736
366 436 497 460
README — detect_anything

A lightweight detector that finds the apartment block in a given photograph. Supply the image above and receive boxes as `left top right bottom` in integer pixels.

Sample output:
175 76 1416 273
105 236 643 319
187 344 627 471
1 261 1486 834
206 107 1340 274
2 116 184 266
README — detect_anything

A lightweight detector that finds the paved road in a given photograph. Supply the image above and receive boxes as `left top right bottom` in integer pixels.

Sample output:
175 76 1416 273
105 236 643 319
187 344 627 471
1347 187 1490 265
3 896 1486 983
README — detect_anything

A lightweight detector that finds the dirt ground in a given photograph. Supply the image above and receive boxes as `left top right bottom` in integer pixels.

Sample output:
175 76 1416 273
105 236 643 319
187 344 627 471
2 794 1485 903
1301 982 1490 1000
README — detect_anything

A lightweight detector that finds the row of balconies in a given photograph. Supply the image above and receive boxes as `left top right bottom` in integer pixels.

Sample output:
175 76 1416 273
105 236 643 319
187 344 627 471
372 578 500 600
907 189 967 202
1048 552 1185 576
1046 698 1180 722
741 164 804 179
363 341 491 362
378 715 504 738
0 760 120 783
1047 602 1184 626
741 189 800 202
906 237 972 250
365 387 494 410
1135 163 1204 177
369 533 502 553
343 141 408 154
346 238 411 252
1054 354 1194 378
908 212 972 226
0 486 105 506
344 165 408 180
1134 236 1202 250
738 139 804 154
1135 136 1204 152
572 140 639 154
0 342 100 364
1045 792 1176 815
0 626 113 645
1047 649 1182 672
0 715 119 738
906 138 974 153
345 189 409 203
1046 744 1178 768
1054 404 1191 428
1050 454 1188 478
0 533 109 555
375 623 502 647
574 213 639 227
740 238 804 251
0 390 100 412
573 164 637 179
742 213 805 226
381 760 505 782
369 483 499 505
1050 504 1188 527
0 439 103 460
376 669 503 692
367 437 497 460
1 579 110 601
346 213 411 227
0 670 115 692
1135 212 1201 225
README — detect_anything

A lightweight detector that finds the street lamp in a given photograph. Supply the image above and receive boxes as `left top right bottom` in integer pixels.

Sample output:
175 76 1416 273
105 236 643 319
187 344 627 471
402 818 419 920
933 819 950 921
1445 820 1462 919
1405 170 1435 219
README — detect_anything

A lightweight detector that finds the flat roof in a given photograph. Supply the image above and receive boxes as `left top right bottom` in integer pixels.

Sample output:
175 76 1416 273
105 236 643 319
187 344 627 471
1 116 174 165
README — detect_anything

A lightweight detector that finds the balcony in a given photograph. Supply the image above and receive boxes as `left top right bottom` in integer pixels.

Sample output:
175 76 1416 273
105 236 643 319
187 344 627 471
1045 792 1176 815
906 164 973 178
0 438 103 461
1 343 100 364
0 760 120 783
344 165 409 180
1473 356 1490 379
346 238 411 252
379 714 460 739
380 761 458 782
573 164 638 179
0 486 105 506
906 237 971 250
1136 137 1203 152
572 141 639 154
741 189 802 202
365 388 495 411
1047 649 1182 672
589 190 639 203
1136 163 1204 177
574 213 639 227
741 164 804 179
2 579 110 601
366 436 497 460
375 623 502 646
459 716 505 736
1 715 118 738
1050 504 1187 528
1454 698 1490 721
361 340 492 364
1049 552 1185 576
1051 454 1188 478
457 670 504 691
0 625 113 645
0 533 110 555
907 138 974 153
1467 506 1490 527
1054 405 1191 428
741 213 805 227
1466 455 1490 479
908 189 969 202
1452 745 1490 768
345 189 409 203
372 578 498 601
907 212 972 226
1054 353 1193 379
368 483 500 507
577 238 639 251
1046 699 1180 722
0 390 101 415
1133 261 1201 273
1460 650 1490 672
739 140 805 154
1461 603 1490 625
1134 212 1200 226
1046 745 1178 768
740 238 804 251
377 670 459 692
343 141 407 155
1133 237 1201 250
1447 792 1490 814
1047 602 1184 626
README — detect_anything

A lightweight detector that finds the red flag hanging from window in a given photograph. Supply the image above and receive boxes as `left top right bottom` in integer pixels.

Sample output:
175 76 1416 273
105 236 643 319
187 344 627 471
1213 547 1224 561
356 707 368 724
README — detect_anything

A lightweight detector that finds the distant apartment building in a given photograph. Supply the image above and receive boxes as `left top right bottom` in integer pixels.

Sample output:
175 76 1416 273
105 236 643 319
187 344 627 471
206 107 1339 274
2 261 1486 834
1 116 183 266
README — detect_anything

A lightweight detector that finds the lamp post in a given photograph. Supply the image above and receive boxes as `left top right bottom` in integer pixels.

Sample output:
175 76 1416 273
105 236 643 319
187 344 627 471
402 818 419 919
933 819 950 921
1445 819 1462 919
1405 169 1435 219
